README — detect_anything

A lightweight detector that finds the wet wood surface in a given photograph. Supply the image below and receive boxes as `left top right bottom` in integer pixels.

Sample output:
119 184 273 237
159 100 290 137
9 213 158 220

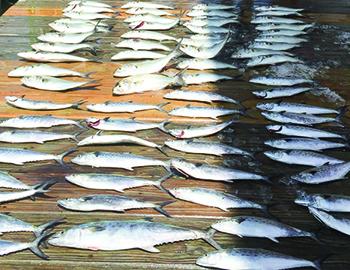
0 0 349 269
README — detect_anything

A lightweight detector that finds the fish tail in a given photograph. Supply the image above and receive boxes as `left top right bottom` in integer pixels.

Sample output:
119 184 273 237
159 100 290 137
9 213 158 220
35 218 66 238
82 71 96 79
337 105 348 116
154 173 173 192
90 57 103 63
156 145 169 156
88 79 101 86
155 201 174 217
313 254 333 270
71 130 85 143
158 120 170 133
173 68 187 86
72 99 86 110
32 179 57 193
30 231 53 260
204 228 221 250
156 102 170 113
56 148 76 166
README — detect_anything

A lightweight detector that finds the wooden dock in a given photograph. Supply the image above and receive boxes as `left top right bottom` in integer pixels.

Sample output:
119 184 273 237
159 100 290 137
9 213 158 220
0 0 349 269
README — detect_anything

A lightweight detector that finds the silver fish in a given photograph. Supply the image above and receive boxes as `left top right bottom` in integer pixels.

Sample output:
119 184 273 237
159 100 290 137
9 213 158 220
166 120 234 139
8 64 93 78
124 14 177 24
111 50 165 60
18 51 97 63
64 5 114 13
264 150 343 166
197 248 321 270
58 195 172 216
211 216 315 242
182 72 232 84
255 6 304 12
231 48 293 58
177 58 236 70
187 9 236 18
168 105 242 119
121 2 174 9
0 214 63 237
164 90 239 104
0 115 83 129
21 76 98 91
184 24 231 34
257 10 303 16
252 16 305 24
255 35 307 44
168 187 265 212
181 37 223 48
65 173 171 192
290 162 350 184
85 117 167 132
171 158 267 182
0 130 79 144
164 139 252 157
192 4 236 10
180 36 228 58
257 101 341 115
0 171 29 189
253 87 311 99
53 18 109 26
250 76 313 86
121 30 178 41
48 220 220 252
265 137 347 151
63 12 111 20
256 23 314 31
250 41 300 51
125 7 172 16
31 42 96 54
129 20 179 31
69 0 112 8
190 33 227 40
71 151 169 171
259 29 307 36
309 207 350 236
86 101 168 113
266 124 346 139
37 31 94 44
187 18 238 27
5 96 84 111
261 111 340 125
49 21 98 34
247 55 302 67
295 192 350 212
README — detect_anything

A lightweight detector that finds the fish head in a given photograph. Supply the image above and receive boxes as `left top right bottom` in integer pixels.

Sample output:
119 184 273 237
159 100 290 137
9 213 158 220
21 76 47 85
57 198 80 209
4 96 19 103
256 102 274 111
252 90 267 98
70 152 94 165
266 125 283 132
85 118 101 128
169 128 187 138
294 191 315 207
48 225 90 247
264 150 285 160
113 79 133 95
196 251 223 268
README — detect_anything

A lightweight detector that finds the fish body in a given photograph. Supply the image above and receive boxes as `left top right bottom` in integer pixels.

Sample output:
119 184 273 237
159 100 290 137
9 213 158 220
192 4 236 10
21 76 96 91
114 39 171 51
0 171 29 189
295 192 350 212
250 42 300 51
256 23 314 31
261 111 339 125
18 51 95 63
255 35 307 44
64 5 114 13
125 7 172 16
171 158 267 182
63 12 111 20
255 6 304 12
121 2 174 9
180 37 228 58
259 29 307 36
168 105 241 119
190 33 227 40
111 50 165 60
253 87 311 99
187 18 238 27
250 76 312 86
5 96 83 110
187 9 236 18
49 21 97 33
257 10 303 16
129 20 179 30
257 102 340 115
231 48 293 58
252 16 305 24
164 90 238 104
168 187 264 212
264 150 343 166
182 73 232 84
0 130 78 144
177 58 236 70
181 38 223 48
31 42 95 54
86 101 167 113
68 0 112 8
121 30 178 41
37 31 93 44
247 55 302 67
124 14 177 24
184 24 230 34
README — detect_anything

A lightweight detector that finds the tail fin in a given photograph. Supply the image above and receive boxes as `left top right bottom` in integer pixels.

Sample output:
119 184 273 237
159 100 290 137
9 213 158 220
154 201 174 217
55 148 76 166
173 68 188 86
154 173 173 192
313 254 332 270
158 120 170 133
203 228 221 250
82 71 96 79
72 99 86 110
71 130 84 143
156 102 170 113
34 218 65 237
29 231 53 260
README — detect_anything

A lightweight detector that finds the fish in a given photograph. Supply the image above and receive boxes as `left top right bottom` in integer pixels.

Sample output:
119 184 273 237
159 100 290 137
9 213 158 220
113 73 185 95
247 55 302 67
168 105 242 119
68 0 112 8
253 87 311 99
63 5 114 13
289 162 350 184
265 137 347 151
255 35 307 44
259 29 307 36
63 12 111 20
0 180 56 203
266 124 346 139
177 58 236 70
164 139 252 157
182 72 232 84
121 30 178 41
129 20 179 31
187 18 238 27
255 6 304 12
8 64 93 78
53 18 109 27
31 42 96 54
86 101 168 113
197 248 321 270
264 150 343 167
171 158 267 183
190 33 227 40
85 117 167 132
164 90 239 104
309 207 350 236
58 195 172 216
211 216 316 242
295 192 350 212
187 9 236 18
0 115 84 129
250 76 313 86
121 2 174 9
124 14 178 24
48 219 220 251
231 48 293 59
37 31 94 44
250 41 300 51
0 130 79 144
166 119 234 139
181 37 223 48
21 76 98 91
113 48 180 77
168 187 265 212
77 133 161 151
71 151 169 171
0 232 50 259
18 51 98 63
192 4 236 10
0 147 75 166
49 21 99 34
257 10 303 16
261 111 340 125
5 96 84 111
0 214 63 237
257 101 342 115
65 173 172 192
180 36 228 58
251 16 305 24
111 50 165 60
125 7 172 16
184 24 231 34
0 171 29 189
114 39 171 51
256 23 314 31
